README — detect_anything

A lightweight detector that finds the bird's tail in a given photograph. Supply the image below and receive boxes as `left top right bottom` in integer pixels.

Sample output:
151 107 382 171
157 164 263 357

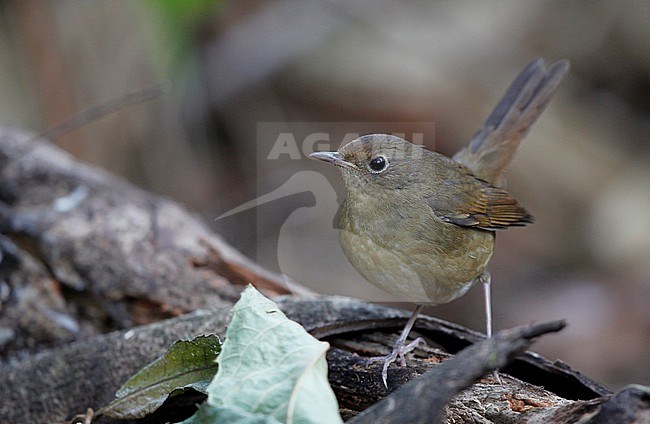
453 59 570 187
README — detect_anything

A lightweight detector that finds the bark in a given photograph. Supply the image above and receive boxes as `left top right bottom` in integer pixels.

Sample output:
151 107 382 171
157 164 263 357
0 128 646 423
0 127 296 359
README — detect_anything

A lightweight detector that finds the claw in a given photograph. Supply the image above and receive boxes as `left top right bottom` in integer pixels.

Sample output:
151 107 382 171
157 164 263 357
369 335 424 388
367 305 425 388
382 361 390 388
370 337 424 389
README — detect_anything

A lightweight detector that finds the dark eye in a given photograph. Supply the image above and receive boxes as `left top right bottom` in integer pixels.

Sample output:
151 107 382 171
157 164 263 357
368 156 388 173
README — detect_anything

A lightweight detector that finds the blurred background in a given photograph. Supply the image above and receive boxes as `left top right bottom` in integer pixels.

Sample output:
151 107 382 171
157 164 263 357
1 0 648 389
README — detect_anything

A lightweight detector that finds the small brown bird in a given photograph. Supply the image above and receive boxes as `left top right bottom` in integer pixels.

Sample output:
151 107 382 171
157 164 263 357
309 59 569 386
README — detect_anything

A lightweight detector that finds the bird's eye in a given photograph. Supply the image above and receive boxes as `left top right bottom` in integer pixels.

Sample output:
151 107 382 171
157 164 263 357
368 156 388 173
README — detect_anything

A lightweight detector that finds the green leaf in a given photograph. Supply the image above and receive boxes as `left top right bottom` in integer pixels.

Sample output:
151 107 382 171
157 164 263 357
183 285 342 424
100 334 221 419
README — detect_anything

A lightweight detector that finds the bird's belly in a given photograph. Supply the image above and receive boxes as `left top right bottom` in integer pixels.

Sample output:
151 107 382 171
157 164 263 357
338 228 494 304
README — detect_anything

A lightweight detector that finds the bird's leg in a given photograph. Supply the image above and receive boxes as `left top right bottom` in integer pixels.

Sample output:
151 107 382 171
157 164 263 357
369 304 424 388
479 271 502 383
479 271 493 339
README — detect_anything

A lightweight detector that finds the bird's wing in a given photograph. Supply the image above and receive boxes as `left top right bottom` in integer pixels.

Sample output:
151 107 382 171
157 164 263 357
427 178 533 231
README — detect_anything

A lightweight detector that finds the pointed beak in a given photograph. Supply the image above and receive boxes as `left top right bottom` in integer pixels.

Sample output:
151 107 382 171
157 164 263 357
309 151 356 169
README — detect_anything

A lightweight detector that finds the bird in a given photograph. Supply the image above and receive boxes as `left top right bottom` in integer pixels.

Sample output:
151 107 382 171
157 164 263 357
309 58 570 386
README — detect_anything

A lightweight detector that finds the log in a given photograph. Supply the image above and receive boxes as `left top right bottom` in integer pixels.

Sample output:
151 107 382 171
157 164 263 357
0 127 296 359
0 128 646 423
0 297 610 423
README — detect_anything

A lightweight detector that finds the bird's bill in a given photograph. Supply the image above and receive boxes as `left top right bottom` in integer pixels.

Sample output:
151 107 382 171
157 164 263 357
309 151 356 169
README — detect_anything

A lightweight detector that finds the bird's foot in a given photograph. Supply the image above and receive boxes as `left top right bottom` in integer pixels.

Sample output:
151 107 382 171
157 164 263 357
369 336 424 388
492 370 502 384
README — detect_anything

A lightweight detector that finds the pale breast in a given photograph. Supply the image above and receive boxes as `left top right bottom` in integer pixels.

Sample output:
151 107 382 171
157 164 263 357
337 196 495 304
